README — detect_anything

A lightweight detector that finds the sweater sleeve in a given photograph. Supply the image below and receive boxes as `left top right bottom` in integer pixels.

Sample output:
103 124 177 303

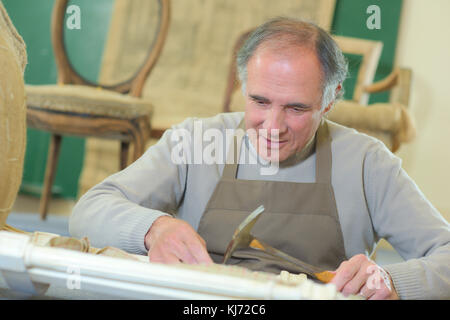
69 126 188 255
363 142 450 299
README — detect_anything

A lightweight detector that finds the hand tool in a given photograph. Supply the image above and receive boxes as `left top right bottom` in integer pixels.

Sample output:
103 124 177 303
223 205 335 283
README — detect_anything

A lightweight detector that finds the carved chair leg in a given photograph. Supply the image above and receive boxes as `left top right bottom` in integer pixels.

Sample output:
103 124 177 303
132 133 145 163
131 116 151 163
40 134 62 220
120 141 130 170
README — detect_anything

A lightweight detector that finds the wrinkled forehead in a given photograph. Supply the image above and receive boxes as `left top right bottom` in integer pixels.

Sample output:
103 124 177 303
249 41 325 84
255 32 323 65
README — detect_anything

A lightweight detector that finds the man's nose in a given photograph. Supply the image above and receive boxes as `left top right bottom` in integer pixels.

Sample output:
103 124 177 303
264 108 287 136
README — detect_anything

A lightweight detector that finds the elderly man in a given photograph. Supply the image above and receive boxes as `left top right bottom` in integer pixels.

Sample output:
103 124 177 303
70 17 450 300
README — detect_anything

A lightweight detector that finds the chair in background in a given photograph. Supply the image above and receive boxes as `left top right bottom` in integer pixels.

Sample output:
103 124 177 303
223 29 415 153
25 0 170 220
332 35 382 106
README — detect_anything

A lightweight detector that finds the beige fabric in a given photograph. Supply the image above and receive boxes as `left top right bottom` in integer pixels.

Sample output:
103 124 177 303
28 231 141 261
48 235 140 261
79 0 337 198
328 101 413 135
0 1 27 230
26 84 153 119
326 100 416 150
98 0 160 86
142 0 335 131
78 139 121 196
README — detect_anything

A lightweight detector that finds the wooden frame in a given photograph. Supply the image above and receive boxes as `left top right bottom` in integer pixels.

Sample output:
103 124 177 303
0 231 352 300
364 66 413 152
222 30 253 113
332 35 383 105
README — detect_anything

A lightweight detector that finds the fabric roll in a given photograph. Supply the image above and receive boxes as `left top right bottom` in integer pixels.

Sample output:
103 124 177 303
0 0 28 230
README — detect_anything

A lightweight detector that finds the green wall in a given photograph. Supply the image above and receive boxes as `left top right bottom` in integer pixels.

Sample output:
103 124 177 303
332 0 403 103
3 0 402 199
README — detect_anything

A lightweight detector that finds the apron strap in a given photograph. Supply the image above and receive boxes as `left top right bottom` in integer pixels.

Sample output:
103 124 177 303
315 120 332 184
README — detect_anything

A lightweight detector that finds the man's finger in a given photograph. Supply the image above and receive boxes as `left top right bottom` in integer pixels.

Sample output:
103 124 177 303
179 250 199 264
185 238 213 264
331 260 361 291
359 283 377 300
160 234 199 264
195 233 208 248
162 252 182 264
341 265 369 296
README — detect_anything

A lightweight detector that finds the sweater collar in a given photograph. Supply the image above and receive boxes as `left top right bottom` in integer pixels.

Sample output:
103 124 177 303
244 132 316 168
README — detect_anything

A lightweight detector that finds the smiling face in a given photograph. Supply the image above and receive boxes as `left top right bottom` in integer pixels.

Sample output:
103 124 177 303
244 44 332 162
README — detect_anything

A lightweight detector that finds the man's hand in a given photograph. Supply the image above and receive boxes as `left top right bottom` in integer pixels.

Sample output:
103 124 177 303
330 254 399 300
145 215 213 265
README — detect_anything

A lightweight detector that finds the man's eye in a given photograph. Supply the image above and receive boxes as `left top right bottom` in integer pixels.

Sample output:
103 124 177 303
290 107 305 113
255 100 267 106
289 104 313 113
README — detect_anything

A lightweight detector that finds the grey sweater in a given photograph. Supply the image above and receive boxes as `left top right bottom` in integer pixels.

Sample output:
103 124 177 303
70 112 450 299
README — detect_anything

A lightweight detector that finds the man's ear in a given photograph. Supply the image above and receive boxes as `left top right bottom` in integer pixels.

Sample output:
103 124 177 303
335 83 342 98
322 84 342 114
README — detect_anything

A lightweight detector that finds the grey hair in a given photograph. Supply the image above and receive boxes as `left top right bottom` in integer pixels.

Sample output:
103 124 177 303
236 17 348 110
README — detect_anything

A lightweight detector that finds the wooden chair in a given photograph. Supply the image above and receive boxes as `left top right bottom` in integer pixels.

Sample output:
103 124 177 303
26 0 170 220
332 36 412 108
332 35 382 106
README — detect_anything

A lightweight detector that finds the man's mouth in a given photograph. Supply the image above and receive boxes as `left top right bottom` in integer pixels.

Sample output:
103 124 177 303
260 136 288 149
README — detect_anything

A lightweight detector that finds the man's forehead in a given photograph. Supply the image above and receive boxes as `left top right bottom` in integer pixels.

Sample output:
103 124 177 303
248 43 325 87
249 42 319 70
245 46 324 108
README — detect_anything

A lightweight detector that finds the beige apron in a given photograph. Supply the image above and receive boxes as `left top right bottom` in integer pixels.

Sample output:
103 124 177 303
197 120 347 276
